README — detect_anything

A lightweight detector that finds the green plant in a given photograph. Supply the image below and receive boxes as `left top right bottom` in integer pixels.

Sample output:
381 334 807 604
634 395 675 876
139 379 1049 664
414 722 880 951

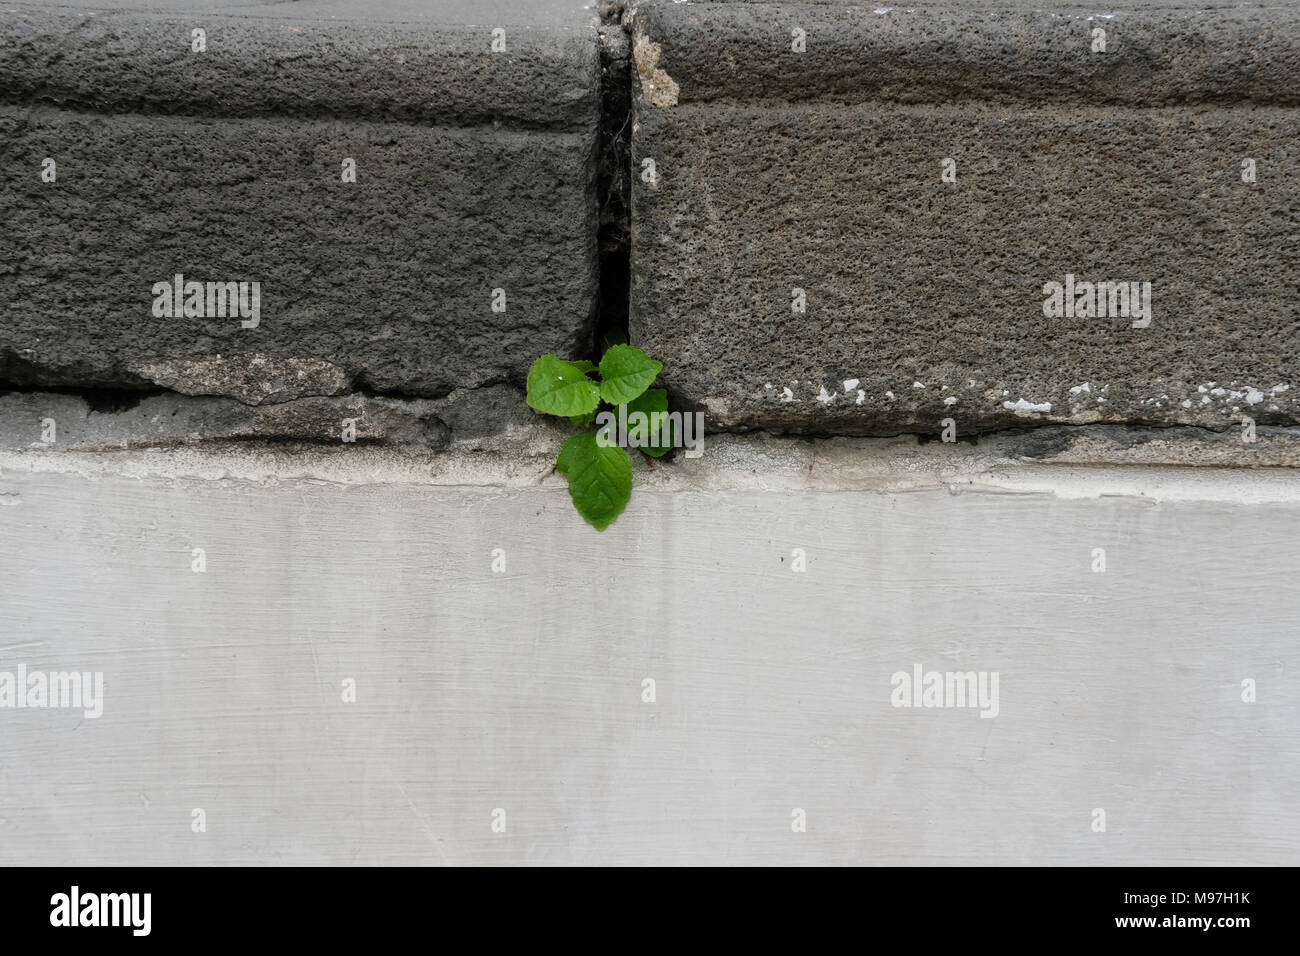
525 344 670 530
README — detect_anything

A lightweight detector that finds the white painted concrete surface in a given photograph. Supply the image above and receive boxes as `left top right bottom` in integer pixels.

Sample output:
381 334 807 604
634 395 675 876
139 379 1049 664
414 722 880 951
0 443 1296 865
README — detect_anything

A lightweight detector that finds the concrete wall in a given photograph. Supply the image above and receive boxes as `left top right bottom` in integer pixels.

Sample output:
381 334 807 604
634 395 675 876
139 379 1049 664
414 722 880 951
1 439 1296 865
1 0 1297 866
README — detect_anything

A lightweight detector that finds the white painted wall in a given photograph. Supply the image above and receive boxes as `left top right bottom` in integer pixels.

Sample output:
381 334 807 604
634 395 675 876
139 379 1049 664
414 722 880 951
0 445 1296 864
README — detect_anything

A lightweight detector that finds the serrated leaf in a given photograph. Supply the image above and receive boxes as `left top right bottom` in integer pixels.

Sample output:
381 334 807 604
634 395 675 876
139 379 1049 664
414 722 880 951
622 388 673 458
598 344 662 405
556 432 632 531
526 354 601 417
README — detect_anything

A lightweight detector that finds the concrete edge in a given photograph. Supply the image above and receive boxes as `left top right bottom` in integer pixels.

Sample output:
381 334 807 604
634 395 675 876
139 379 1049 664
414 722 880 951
4 425 1300 502
0 6 604 128
628 1 1300 107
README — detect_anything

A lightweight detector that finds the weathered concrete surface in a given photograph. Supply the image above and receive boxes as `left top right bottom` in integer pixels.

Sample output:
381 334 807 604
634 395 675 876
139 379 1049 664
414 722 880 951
0 0 603 401
0 385 537 450
0 441 1297 864
627 1 1300 435
7 388 1300 468
628 0 1300 107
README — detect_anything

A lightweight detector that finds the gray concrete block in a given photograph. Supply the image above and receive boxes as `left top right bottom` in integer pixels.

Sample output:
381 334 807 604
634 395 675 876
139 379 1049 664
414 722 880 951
627 1 1300 435
627 0 1300 107
0 1 603 127
0 1 603 402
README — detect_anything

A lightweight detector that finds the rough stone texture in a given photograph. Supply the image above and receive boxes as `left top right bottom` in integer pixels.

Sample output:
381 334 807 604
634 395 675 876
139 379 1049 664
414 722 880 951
627 0 1300 107
627 1 1300 435
0 0 602 402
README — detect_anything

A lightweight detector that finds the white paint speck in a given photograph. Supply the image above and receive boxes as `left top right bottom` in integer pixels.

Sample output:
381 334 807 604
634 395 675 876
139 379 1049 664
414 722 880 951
816 386 834 406
944 396 957 405
885 391 895 400
1069 383 1092 395
1003 398 1052 417
780 387 796 402
843 378 860 392
856 390 866 405
913 381 926 390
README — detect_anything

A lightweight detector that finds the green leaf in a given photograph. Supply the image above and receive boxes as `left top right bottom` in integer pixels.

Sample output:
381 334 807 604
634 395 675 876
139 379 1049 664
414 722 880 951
569 409 598 428
555 432 632 531
570 360 597 374
622 388 673 458
598 344 662 405
526 354 601 417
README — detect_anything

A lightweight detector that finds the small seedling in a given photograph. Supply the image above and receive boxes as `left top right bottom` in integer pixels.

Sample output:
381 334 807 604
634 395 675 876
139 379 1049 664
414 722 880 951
526 344 670 530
